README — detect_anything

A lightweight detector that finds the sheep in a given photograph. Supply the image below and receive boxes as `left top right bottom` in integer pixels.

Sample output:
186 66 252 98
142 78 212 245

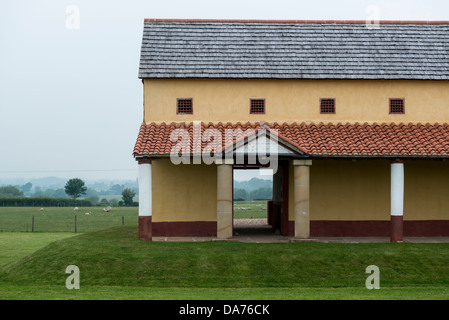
103 206 112 212
39 208 44 211
74 207 79 211
85 211 91 215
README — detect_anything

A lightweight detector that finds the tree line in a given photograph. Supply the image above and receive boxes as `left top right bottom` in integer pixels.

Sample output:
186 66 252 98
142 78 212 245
0 178 137 206
234 187 272 201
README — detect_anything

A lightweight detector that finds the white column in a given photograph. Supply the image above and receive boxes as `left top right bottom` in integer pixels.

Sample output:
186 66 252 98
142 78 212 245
390 160 404 242
138 161 152 217
390 161 404 216
138 158 152 241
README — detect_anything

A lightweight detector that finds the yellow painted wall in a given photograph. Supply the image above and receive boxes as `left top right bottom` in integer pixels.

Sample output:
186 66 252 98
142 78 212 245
307 159 390 221
287 159 449 221
151 159 217 222
404 160 449 220
144 79 449 124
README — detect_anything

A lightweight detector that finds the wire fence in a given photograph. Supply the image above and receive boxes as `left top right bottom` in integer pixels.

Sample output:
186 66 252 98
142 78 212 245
0 207 138 233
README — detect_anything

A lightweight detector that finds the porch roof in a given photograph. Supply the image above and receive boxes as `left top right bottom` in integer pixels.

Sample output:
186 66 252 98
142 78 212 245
133 121 449 159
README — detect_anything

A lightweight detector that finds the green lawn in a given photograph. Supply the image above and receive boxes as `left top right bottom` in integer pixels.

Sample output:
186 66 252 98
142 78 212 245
0 206 138 232
234 200 268 219
1 227 449 300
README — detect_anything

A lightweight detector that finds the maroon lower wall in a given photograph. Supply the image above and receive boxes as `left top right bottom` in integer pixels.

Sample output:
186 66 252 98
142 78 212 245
141 219 449 238
138 216 152 241
305 220 449 237
152 221 217 237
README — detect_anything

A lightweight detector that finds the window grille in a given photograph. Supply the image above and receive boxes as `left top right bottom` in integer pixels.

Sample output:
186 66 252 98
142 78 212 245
320 98 335 114
177 98 193 114
389 99 405 114
250 99 265 114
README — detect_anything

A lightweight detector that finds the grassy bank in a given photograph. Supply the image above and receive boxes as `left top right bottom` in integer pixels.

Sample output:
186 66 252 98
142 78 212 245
1 227 449 299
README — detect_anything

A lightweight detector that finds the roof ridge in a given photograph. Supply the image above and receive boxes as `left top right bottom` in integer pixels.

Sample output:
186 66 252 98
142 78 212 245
144 18 449 25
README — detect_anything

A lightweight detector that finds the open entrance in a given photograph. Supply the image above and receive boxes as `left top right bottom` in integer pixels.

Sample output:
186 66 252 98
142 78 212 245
232 160 290 237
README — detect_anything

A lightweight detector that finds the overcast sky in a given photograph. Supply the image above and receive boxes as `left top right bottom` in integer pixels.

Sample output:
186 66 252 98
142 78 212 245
1 0 448 182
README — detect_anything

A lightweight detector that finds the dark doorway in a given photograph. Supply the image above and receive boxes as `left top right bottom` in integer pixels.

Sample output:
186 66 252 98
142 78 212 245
268 160 289 236
232 160 289 237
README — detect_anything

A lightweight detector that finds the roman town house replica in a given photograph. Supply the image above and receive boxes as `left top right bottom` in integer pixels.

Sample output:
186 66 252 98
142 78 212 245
133 19 449 242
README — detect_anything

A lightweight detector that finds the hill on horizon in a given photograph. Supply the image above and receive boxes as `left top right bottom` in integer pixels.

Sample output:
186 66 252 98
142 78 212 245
234 177 272 192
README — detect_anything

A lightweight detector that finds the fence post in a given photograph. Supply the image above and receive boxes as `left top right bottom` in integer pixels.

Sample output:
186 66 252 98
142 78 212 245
122 216 124 226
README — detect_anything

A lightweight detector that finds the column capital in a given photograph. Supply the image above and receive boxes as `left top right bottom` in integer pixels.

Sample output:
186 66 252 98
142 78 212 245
293 159 312 166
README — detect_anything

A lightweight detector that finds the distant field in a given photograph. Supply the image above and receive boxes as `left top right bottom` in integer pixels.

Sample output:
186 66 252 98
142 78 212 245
0 202 265 233
234 200 268 219
0 206 138 232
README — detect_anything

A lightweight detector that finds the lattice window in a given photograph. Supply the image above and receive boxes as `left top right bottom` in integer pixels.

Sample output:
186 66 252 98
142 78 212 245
250 99 265 114
390 99 405 114
320 98 335 114
177 98 193 114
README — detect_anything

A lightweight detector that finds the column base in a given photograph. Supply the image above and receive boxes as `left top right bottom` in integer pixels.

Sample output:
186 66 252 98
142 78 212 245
139 216 152 241
390 215 403 242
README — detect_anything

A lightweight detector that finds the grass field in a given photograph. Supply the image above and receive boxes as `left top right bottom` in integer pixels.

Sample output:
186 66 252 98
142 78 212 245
0 206 138 232
1 227 449 300
234 200 268 219
0 202 264 233
1 205 449 300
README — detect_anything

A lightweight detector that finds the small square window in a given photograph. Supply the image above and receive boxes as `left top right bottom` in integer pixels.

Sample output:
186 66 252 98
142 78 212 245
250 99 265 114
177 98 193 114
320 98 335 114
390 99 405 114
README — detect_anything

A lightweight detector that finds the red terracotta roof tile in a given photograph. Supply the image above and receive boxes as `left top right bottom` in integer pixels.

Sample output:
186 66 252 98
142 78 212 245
133 122 449 158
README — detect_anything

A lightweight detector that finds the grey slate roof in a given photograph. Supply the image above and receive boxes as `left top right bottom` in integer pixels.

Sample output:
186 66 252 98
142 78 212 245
138 20 449 80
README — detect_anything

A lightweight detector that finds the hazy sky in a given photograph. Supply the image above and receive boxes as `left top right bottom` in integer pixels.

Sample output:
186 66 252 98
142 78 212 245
1 0 448 182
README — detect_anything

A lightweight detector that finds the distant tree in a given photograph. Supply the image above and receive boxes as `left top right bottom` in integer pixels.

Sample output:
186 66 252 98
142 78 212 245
121 188 136 206
20 182 33 194
32 186 45 197
249 187 273 200
84 189 99 201
109 184 124 195
234 188 248 201
87 195 99 204
64 178 87 199
0 185 24 197
53 188 68 198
